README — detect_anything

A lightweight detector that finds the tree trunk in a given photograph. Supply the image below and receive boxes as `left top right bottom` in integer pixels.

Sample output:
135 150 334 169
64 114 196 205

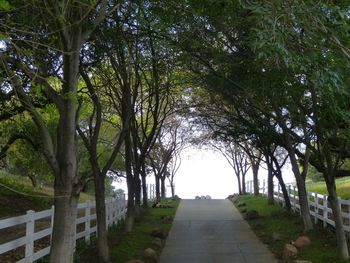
124 131 135 232
242 172 246 194
161 176 166 198
93 171 110 263
125 190 135 232
134 176 141 217
50 45 81 263
170 180 175 198
155 176 161 201
267 167 274 205
252 163 259 195
236 174 242 195
326 175 349 259
275 172 291 211
50 184 79 263
289 152 313 231
28 173 37 188
141 173 148 207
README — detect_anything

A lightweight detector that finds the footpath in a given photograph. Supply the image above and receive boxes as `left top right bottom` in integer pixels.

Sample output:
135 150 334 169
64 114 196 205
159 199 277 263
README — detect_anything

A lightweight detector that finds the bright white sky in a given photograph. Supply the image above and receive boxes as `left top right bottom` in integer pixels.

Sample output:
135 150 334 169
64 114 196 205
113 146 295 199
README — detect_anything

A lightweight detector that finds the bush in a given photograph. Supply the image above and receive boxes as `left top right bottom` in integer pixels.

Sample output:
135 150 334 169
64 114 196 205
306 165 323 182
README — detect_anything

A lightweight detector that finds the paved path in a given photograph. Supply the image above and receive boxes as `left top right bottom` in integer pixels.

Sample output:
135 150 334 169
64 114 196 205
159 199 277 263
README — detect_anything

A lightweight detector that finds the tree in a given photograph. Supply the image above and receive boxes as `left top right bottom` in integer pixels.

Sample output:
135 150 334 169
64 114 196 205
0 1 115 262
167 150 181 198
77 68 126 262
245 1 350 257
210 141 250 195
262 145 291 210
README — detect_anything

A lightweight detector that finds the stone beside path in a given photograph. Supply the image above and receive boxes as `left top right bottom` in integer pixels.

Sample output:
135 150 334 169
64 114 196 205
159 199 277 263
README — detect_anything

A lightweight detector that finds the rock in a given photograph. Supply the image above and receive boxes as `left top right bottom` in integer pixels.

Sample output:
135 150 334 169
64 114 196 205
283 244 298 261
155 203 172 208
151 202 159 208
151 237 163 248
272 232 284 241
161 215 174 224
237 202 246 207
143 248 157 262
227 194 239 201
293 235 311 248
245 210 259 220
127 260 144 263
150 228 166 239
171 195 180 200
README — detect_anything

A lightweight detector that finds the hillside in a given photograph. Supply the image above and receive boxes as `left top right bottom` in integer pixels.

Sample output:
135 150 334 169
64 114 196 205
306 177 350 199
0 172 94 219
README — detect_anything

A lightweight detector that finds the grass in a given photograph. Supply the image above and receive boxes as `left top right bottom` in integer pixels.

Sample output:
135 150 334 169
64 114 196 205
234 195 350 263
0 171 94 218
77 198 180 262
0 171 178 262
306 177 350 199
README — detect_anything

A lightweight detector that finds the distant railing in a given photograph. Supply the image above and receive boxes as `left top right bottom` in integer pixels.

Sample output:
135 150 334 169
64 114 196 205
146 184 156 200
245 180 350 234
0 195 126 263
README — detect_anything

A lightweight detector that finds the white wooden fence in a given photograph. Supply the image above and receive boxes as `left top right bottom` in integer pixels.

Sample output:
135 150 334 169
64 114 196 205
245 180 350 234
0 195 126 263
146 184 156 200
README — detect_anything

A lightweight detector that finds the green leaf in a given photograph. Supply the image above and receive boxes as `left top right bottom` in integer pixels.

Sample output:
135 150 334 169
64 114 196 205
0 32 6 40
0 0 10 11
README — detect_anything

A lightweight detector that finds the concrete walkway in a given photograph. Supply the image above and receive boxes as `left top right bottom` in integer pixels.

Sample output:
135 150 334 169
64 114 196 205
159 199 277 263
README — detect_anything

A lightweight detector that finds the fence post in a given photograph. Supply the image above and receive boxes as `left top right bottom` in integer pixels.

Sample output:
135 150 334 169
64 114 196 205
262 179 265 195
50 205 54 243
85 201 91 243
146 184 151 199
338 196 342 227
323 195 328 228
116 197 121 221
25 210 35 262
314 193 318 224
123 194 127 218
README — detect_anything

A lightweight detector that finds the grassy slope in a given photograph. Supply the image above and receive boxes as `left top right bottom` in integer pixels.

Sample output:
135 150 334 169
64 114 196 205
234 195 350 263
306 177 350 199
0 172 94 218
77 198 180 262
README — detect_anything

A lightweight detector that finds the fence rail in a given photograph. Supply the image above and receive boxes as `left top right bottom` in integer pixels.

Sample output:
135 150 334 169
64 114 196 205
0 195 126 263
245 180 350 234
